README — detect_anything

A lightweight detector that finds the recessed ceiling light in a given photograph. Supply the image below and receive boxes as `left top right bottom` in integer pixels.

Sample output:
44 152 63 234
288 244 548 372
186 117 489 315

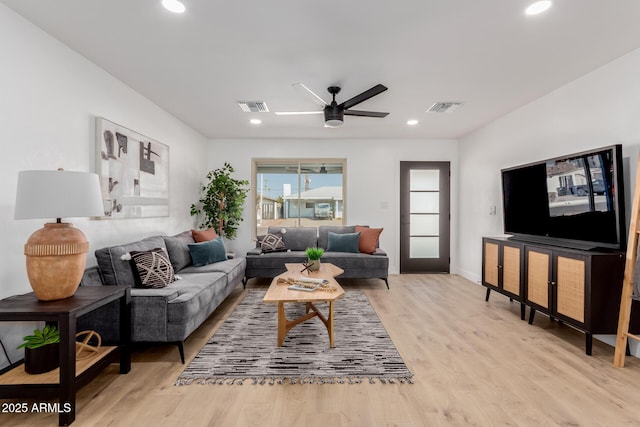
162 0 186 14
250 119 262 125
407 119 419 126
525 1 552 16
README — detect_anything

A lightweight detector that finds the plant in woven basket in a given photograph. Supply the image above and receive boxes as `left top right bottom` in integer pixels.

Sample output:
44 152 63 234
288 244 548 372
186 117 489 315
190 162 250 240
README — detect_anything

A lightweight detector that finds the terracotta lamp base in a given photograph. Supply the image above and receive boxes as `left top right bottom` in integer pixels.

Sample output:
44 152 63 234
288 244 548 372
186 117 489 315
24 222 89 301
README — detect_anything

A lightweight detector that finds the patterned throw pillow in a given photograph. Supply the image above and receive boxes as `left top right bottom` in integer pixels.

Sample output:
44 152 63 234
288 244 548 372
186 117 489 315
129 248 176 288
257 232 287 253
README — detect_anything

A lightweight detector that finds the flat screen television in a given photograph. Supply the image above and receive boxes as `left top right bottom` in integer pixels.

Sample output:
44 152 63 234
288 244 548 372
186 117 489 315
501 144 626 251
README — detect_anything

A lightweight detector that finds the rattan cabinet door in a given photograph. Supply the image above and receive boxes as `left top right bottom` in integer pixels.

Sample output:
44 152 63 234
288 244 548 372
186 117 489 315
502 245 521 296
527 249 551 309
556 256 586 323
484 241 499 287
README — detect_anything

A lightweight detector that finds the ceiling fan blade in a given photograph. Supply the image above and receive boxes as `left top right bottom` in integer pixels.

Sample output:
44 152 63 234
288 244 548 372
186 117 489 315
344 110 389 118
274 110 323 116
293 83 328 106
340 84 388 110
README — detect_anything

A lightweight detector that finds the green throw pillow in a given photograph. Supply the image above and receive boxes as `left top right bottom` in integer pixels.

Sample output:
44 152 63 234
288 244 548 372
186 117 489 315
326 231 361 253
188 237 227 267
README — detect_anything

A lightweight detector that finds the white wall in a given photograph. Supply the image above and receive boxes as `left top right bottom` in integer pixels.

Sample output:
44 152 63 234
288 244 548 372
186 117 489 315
206 139 458 275
458 48 640 351
0 5 208 365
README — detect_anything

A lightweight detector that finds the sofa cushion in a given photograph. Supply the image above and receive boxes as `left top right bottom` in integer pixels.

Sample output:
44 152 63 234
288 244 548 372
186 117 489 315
257 232 287 253
166 272 227 324
180 257 246 288
327 232 360 253
130 248 176 288
244 250 308 267
267 227 317 251
163 231 194 272
318 226 356 249
188 237 227 267
355 226 383 254
95 235 167 287
192 228 218 242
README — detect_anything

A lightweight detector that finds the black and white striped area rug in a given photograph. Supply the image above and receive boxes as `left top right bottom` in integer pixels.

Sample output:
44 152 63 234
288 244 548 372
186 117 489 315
175 290 413 385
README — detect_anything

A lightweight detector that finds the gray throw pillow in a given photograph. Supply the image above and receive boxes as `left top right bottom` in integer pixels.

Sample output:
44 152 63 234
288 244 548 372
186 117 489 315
326 231 361 253
163 231 195 272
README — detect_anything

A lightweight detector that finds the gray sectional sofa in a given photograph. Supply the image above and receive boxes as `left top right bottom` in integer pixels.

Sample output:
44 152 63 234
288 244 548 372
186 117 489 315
245 226 389 288
79 231 245 363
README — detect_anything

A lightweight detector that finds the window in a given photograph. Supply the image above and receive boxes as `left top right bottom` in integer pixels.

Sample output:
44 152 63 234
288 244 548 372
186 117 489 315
253 159 346 236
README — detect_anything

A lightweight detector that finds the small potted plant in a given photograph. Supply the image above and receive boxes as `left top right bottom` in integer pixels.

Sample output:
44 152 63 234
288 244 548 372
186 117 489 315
305 247 324 272
17 324 60 374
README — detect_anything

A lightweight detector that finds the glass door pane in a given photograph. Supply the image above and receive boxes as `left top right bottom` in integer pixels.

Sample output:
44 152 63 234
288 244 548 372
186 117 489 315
410 237 440 258
409 170 440 259
410 170 439 191
410 193 439 213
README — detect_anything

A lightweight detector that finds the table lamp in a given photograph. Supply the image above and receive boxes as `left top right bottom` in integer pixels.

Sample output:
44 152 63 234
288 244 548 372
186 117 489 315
14 169 104 301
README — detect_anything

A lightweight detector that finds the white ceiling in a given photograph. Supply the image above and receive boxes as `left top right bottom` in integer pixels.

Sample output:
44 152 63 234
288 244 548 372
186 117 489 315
3 0 640 139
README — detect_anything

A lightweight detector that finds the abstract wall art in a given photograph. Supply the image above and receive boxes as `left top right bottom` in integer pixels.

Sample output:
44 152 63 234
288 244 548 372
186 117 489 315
95 117 169 218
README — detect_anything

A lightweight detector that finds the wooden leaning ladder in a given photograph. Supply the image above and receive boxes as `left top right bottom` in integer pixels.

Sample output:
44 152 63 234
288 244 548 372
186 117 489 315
614 153 640 367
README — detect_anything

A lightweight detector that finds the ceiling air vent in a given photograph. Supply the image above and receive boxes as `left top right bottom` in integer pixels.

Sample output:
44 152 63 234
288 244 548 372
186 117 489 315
427 102 462 113
237 101 269 113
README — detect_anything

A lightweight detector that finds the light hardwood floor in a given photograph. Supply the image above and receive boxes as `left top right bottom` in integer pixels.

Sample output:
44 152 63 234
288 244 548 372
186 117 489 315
4 274 640 426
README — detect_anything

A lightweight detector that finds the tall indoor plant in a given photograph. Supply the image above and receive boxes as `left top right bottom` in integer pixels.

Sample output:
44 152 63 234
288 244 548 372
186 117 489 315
190 162 249 239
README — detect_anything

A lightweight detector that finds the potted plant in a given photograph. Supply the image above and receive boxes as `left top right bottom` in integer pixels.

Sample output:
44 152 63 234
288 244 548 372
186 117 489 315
17 324 60 374
190 162 250 240
305 247 324 272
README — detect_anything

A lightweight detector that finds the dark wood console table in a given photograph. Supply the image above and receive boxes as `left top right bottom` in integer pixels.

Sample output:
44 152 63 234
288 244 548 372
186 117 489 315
0 286 131 426
482 236 627 355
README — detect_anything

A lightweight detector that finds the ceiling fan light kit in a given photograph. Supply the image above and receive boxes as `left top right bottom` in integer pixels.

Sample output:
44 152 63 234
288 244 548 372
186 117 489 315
324 89 345 127
325 119 344 128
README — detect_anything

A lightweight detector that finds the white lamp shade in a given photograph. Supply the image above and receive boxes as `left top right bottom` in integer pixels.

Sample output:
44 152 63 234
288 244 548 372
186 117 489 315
15 170 104 220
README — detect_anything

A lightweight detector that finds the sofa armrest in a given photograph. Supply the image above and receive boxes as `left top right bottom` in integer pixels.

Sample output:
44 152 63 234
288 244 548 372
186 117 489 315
129 288 178 342
80 266 104 286
130 287 179 300
372 248 387 256
247 248 262 256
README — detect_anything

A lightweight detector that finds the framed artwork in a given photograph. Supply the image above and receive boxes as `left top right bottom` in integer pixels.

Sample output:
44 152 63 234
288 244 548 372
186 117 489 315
95 117 169 218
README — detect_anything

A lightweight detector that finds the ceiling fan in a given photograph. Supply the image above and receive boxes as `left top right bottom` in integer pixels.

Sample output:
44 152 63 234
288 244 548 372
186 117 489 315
275 83 389 127
284 163 341 174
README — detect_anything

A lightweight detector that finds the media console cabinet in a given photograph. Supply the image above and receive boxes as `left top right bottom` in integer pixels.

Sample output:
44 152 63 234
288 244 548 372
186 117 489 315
482 236 626 355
